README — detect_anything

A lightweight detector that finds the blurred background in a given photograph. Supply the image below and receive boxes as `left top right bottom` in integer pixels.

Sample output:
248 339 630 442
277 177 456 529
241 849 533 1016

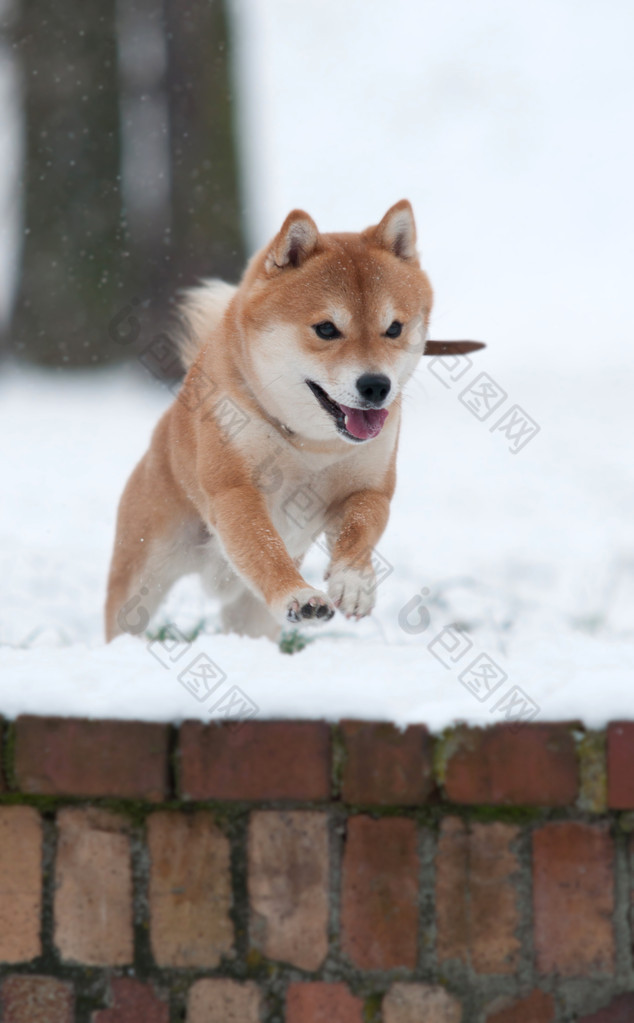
1 0 633 673
0 0 632 373
0 0 244 367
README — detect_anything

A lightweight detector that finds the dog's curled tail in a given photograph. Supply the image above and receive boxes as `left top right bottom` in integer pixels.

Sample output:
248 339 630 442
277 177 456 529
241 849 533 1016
176 279 238 371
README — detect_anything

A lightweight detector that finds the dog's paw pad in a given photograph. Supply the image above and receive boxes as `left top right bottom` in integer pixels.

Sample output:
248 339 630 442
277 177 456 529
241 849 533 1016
285 591 335 624
301 597 334 620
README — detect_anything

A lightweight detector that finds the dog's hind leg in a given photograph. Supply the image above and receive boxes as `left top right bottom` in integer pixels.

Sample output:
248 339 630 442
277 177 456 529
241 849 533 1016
104 447 203 642
219 585 281 641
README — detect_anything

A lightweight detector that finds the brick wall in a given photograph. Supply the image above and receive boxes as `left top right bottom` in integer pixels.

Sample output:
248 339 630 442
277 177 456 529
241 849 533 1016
1 716 634 1021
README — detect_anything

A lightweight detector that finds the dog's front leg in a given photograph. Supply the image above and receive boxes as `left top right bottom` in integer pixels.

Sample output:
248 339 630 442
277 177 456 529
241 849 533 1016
211 485 335 625
324 490 391 619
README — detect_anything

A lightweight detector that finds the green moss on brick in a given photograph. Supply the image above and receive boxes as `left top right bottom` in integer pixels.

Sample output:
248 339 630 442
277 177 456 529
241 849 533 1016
246 946 264 970
466 804 543 825
100 798 153 828
2 720 17 791
576 729 607 813
344 804 420 819
331 723 347 798
432 726 463 790
364 992 383 1022
169 975 191 1000
0 791 68 815
618 811 634 833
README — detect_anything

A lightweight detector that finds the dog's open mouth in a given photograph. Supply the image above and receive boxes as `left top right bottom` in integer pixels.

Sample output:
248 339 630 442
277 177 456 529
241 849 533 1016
306 381 389 442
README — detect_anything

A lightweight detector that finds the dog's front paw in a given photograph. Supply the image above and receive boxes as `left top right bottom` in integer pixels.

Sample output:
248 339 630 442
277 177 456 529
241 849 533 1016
327 564 377 619
283 587 335 625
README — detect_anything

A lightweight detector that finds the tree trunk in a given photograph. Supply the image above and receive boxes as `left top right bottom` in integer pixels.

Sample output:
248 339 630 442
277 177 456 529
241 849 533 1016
164 0 245 291
9 0 245 369
11 0 128 366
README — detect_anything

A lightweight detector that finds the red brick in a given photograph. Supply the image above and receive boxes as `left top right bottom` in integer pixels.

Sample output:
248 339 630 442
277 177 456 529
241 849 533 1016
286 983 364 1023
607 722 634 808
444 724 578 805
54 808 133 965
93 979 168 1023
485 990 555 1022
533 821 615 975
249 810 329 969
436 818 521 974
187 980 262 1023
148 810 233 967
578 993 634 1021
179 720 330 800
14 716 169 800
341 816 418 970
0 807 42 962
1 975 73 1023
383 983 462 1022
340 721 434 805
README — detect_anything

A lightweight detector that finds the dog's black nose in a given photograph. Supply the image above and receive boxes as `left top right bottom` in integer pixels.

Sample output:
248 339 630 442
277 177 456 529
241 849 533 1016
356 373 391 405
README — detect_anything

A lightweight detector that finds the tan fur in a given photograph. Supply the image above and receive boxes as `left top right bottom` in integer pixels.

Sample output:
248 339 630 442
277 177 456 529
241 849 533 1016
105 201 433 642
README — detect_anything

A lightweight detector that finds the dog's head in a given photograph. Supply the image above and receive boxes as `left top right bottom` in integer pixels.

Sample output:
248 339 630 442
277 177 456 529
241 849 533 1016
236 200 433 444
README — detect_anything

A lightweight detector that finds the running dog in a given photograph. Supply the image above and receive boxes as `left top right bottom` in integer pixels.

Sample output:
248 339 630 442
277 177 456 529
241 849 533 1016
105 201 481 642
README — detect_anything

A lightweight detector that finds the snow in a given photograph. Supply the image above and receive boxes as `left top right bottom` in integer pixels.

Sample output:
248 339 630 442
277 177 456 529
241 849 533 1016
1 361 633 729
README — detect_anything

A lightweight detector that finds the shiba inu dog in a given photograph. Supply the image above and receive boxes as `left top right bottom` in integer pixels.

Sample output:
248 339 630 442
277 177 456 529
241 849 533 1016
105 200 479 643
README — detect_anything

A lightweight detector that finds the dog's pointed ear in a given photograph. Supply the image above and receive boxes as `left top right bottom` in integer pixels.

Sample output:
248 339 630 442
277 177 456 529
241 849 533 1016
265 210 319 271
373 199 418 260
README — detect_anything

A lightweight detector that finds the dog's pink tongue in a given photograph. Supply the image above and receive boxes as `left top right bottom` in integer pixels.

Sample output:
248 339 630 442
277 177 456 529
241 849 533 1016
340 405 389 440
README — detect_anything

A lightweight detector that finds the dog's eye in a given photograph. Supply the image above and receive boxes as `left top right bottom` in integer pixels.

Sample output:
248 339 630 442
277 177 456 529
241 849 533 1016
385 320 403 339
313 321 342 340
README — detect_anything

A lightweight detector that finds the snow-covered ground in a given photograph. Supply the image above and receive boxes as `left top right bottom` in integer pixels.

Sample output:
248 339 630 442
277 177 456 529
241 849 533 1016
1 359 632 729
